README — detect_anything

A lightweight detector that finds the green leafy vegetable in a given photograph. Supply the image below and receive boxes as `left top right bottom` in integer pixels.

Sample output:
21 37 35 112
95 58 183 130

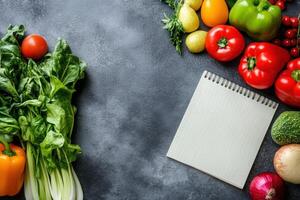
0 25 85 200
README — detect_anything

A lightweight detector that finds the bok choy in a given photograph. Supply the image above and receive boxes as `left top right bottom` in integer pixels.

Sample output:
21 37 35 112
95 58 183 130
0 25 86 200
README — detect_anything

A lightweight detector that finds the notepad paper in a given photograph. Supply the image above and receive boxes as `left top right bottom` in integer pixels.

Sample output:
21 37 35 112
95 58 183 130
167 71 278 189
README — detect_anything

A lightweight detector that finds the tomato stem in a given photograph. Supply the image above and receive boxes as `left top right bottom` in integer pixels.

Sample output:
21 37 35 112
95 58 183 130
247 57 256 70
266 188 276 200
217 37 228 48
291 70 300 82
0 135 15 157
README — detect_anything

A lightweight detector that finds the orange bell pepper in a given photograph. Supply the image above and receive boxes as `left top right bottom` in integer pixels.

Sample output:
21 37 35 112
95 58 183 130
0 139 26 196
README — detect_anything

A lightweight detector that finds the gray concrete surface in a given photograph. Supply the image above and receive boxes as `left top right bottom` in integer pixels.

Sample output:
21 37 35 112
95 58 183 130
0 0 299 199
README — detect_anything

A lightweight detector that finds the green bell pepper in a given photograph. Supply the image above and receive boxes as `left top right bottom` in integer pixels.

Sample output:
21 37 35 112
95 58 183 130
229 0 281 41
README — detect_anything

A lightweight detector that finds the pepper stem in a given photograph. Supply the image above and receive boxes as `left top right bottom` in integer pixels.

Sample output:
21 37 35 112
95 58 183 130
0 135 16 157
257 0 270 11
266 188 276 200
291 70 300 82
247 57 256 70
253 0 259 6
217 37 228 48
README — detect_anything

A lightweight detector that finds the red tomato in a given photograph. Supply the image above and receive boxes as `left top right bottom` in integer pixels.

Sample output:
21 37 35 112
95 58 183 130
284 29 297 39
268 0 277 4
272 39 282 46
290 39 297 47
276 1 285 10
290 17 299 28
290 48 299 57
21 34 48 60
282 16 291 26
205 25 245 62
282 39 291 47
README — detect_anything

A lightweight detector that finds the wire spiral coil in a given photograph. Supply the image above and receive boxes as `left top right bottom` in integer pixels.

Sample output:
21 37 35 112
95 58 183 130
203 71 278 109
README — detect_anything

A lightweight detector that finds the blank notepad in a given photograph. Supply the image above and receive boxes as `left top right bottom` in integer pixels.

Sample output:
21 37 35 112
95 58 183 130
167 71 278 189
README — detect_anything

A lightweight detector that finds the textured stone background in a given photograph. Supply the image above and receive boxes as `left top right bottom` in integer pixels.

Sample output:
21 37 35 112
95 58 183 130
0 0 299 199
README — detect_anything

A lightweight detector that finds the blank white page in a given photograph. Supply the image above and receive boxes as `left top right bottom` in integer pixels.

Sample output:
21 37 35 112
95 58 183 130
167 71 278 189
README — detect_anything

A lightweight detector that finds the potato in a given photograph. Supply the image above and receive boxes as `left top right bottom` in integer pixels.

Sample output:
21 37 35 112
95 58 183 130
274 144 300 184
178 4 200 33
185 30 207 53
185 0 203 11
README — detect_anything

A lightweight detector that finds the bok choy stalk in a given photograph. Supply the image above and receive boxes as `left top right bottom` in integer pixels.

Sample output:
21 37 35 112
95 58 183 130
19 40 86 200
0 25 86 200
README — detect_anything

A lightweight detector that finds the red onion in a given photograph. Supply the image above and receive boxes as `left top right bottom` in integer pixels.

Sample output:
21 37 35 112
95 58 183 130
249 172 285 200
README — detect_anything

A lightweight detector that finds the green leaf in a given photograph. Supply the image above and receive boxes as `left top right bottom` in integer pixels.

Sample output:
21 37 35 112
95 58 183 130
40 130 65 169
1 25 25 45
49 75 71 98
64 143 81 163
40 39 86 89
0 69 18 97
46 103 66 132
0 110 19 135
15 99 42 108
19 115 48 145
51 90 74 139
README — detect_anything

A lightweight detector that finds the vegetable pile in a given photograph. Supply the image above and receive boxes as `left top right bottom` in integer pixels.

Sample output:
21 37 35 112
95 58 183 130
161 0 300 198
0 25 85 199
274 15 300 57
162 0 300 107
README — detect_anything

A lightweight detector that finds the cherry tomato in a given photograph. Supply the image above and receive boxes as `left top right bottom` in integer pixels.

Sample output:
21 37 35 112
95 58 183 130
290 17 299 28
21 34 48 60
284 29 297 39
290 48 299 57
290 39 297 47
282 39 291 47
272 38 281 46
276 1 285 10
268 0 277 4
282 16 291 26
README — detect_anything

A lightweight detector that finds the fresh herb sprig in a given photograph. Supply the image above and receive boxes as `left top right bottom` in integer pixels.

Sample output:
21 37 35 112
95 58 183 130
161 0 178 9
161 0 184 54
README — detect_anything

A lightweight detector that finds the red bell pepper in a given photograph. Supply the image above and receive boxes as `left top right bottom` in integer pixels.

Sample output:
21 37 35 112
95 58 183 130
205 25 245 62
275 58 300 108
239 42 290 89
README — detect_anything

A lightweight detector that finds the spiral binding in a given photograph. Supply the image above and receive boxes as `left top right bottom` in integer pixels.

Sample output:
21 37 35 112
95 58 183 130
203 71 278 109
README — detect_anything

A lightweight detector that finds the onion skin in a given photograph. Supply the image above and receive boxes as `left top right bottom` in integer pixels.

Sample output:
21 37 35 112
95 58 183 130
274 144 300 184
249 172 285 200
